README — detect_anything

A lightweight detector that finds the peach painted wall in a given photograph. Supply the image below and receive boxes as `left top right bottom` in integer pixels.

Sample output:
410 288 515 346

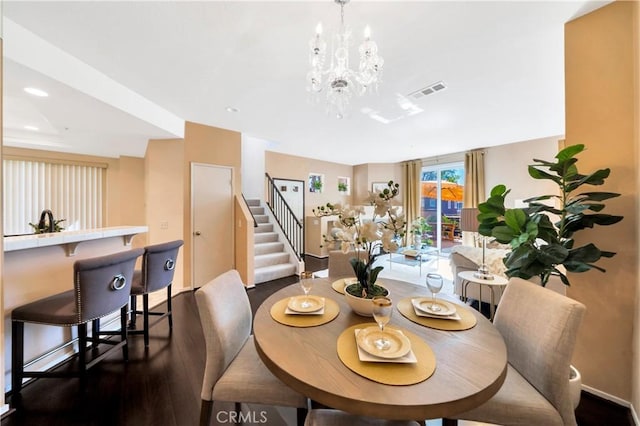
565 0 639 403
483 136 560 207
634 0 640 415
182 122 242 287
145 139 185 290
234 196 255 286
265 151 354 217
352 163 403 205
116 156 147 245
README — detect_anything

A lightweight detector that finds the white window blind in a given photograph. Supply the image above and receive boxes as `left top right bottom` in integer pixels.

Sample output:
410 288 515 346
4 159 105 235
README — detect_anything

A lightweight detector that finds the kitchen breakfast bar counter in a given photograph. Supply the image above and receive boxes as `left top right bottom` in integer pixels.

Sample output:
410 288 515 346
3 226 148 391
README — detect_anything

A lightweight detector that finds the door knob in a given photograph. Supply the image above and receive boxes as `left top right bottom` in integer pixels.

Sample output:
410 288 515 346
194 231 201 236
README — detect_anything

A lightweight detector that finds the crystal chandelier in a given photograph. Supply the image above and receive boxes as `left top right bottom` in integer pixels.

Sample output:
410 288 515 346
307 0 384 119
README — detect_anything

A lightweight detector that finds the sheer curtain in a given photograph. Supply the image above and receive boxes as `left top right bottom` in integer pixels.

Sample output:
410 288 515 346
4 159 105 235
402 160 421 246
463 150 485 246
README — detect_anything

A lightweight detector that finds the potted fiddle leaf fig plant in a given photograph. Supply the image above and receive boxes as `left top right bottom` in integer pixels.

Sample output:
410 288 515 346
477 144 623 286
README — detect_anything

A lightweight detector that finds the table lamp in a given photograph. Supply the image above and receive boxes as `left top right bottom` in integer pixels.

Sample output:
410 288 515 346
460 207 493 280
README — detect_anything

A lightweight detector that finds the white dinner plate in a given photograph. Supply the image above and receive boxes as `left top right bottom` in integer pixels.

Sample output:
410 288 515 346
411 298 457 316
287 295 325 313
356 326 412 359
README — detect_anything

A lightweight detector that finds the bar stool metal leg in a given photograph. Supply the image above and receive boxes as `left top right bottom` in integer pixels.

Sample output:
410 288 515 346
11 321 24 394
167 284 173 329
91 319 100 349
78 323 88 390
129 295 138 329
120 306 129 360
143 294 150 347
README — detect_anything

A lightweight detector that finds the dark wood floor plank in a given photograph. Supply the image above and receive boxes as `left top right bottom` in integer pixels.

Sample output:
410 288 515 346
1 256 631 426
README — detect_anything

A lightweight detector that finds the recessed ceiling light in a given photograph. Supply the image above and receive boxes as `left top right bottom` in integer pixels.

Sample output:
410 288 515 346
225 106 239 113
24 125 39 131
24 87 49 97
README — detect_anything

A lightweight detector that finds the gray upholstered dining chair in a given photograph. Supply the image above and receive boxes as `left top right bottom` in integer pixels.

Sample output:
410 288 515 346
444 277 586 426
328 250 356 278
11 248 144 394
195 269 308 426
304 409 422 425
128 239 184 347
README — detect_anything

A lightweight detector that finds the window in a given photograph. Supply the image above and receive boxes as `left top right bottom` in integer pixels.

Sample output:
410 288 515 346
4 159 105 235
420 163 464 250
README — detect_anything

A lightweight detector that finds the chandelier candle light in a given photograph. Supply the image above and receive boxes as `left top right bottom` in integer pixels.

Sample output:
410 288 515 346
307 0 384 119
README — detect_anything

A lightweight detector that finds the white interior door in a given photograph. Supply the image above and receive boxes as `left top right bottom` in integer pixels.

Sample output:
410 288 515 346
191 163 234 288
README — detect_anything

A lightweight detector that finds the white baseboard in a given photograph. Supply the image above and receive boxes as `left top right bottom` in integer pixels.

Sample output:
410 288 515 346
582 384 637 424
582 384 631 408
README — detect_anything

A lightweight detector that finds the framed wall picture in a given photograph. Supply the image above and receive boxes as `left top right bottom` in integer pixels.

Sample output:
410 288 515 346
309 173 323 193
337 176 350 195
371 182 387 193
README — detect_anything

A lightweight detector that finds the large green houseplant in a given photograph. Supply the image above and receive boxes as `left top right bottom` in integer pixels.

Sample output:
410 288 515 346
477 144 623 286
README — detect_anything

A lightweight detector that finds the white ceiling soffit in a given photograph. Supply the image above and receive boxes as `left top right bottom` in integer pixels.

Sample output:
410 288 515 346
3 17 184 158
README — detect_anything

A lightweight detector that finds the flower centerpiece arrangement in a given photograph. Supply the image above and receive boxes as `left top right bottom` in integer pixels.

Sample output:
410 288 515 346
410 216 432 248
313 180 406 300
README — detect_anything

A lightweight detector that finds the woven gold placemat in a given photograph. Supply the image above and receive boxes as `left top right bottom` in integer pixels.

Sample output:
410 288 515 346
270 297 340 327
397 298 477 331
336 323 436 386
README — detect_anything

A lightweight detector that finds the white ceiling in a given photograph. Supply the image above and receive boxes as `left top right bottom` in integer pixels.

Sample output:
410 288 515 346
2 1 610 165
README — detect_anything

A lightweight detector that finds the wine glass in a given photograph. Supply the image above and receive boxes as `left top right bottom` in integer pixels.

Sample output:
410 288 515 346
299 271 315 308
372 296 393 350
426 273 444 311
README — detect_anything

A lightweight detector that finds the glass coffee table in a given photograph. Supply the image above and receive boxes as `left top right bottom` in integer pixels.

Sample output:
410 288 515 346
388 246 440 275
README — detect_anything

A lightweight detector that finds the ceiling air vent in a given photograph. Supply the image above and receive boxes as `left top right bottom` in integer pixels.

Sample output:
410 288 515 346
408 81 447 100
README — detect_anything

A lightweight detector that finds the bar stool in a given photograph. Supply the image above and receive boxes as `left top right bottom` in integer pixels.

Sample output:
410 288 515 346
11 248 144 394
128 240 183 347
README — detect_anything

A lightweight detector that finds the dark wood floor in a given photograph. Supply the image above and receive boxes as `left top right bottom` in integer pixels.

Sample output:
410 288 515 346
1 256 633 426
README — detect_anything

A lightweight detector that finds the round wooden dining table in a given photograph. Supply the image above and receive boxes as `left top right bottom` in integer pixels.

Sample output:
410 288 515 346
253 277 507 421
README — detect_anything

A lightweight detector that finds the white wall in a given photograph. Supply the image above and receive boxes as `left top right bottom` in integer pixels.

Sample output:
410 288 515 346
241 135 268 200
273 178 304 220
484 136 561 207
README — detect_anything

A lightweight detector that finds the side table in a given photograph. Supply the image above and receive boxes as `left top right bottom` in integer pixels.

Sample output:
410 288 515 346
458 270 509 321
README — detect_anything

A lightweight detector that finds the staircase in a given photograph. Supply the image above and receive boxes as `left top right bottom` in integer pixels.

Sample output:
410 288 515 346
247 199 298 284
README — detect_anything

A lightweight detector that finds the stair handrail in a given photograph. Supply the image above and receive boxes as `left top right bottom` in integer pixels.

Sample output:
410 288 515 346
241 193 259 228
265 173 304 261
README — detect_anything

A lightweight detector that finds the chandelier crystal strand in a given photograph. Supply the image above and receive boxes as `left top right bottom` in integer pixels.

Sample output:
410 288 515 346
307 0 383 119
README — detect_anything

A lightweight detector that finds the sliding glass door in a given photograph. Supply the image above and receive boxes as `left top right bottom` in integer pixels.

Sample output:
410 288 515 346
420 163 464 253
